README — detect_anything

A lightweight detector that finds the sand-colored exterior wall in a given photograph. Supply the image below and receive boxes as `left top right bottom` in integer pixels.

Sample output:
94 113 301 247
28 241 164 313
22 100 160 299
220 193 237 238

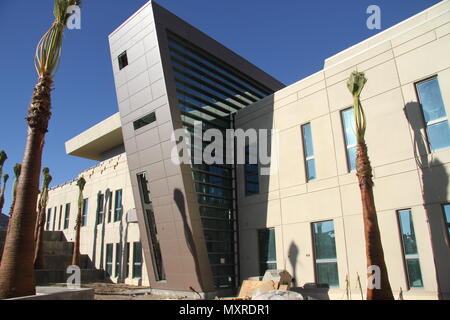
46 154 149 286
235 0 450 300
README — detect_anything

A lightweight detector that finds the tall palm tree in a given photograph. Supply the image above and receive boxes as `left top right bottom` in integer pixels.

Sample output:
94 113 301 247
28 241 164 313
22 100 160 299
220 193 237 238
0 0 81 299
0 151 7 199
0 174 9 215
34 168 52 270
8 164 21 219
72 177 86 267
347 71 394 300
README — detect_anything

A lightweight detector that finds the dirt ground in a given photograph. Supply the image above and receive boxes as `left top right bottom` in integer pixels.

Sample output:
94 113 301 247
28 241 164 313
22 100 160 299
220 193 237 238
52 282 193 300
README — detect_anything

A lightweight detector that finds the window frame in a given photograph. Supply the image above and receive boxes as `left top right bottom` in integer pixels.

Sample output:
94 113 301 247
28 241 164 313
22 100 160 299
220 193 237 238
96 193 104 225
132 242 143 279
414 75 450 153
114 189 123 222
81 198 88 227
115 243 122 278
311 220 339 288
396 209 424 289
45 208 52 231
118 51 128 70
258 228 277 276
105 243 114 277
301 122 317 182
340 107 357 173
63 203 71 230
443 204 450 242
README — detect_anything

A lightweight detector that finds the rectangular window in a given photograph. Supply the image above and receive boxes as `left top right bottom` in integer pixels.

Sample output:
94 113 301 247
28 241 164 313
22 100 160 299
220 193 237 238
312 220 339 287
133 112 156 131
118 51 128 70
81 199 88 227
258 228 277 276
107 191 113 223
133 242 143 279
302 123 317 181
114 189 123 222
96 193 104 225
245 146 259 196
58 206 62 230
63 203 70 229
416 77 450 152
443 204 450 240
115 243 122 278
137 173 166 281
397 209 424 288
125 242 130 278
105 244 113 277
341 108 357 172
45 208 52 231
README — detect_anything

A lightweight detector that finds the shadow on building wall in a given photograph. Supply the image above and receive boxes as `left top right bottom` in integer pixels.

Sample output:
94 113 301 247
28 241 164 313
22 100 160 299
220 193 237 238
174 188 206 292
404 101 450 299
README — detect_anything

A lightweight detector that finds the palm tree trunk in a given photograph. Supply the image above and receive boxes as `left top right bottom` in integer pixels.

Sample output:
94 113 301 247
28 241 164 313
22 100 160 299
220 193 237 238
34 205 47 269
72 206 82 266
356 141 394 300
0 74 52 299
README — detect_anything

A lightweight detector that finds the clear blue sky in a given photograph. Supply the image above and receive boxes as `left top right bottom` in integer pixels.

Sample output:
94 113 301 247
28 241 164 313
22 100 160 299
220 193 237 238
0 0 441 212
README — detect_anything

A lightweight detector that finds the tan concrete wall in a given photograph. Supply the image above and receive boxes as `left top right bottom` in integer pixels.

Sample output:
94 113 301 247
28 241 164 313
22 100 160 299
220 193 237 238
46 154 149 286
236 2 450 300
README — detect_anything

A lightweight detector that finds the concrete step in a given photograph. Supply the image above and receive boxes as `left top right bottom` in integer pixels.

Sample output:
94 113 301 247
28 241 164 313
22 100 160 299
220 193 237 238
43 231 66 242
35 269 106 286
42 241 74 256
44 254 72 270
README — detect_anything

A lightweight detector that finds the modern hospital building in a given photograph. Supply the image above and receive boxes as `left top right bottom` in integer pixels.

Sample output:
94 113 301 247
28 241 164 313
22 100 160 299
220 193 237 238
44 0 450 299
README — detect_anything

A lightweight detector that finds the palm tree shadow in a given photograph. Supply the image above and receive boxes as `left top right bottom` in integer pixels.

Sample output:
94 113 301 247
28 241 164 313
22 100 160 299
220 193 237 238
173 188 206 292
404 102 450 299
288 242 299 287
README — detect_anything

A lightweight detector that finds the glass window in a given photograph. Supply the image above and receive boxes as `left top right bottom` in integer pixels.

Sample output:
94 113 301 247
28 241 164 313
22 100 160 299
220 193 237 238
58 206 62 230
115 243 122 278
133 242 142 279
133 112 156 131
105 244 113 277
118 51 128 70
125 242 130 278
114 189 123 222
443 204 450 240
416 77 450 152
137 173 166 281
397 209 424 288
341 108 357 172
258 228 277 276
302 123 317 181
46 208 52 231
81 199 88 227
64 203 70 230
245 146 259 196
96 193 104 225
312 221 339 287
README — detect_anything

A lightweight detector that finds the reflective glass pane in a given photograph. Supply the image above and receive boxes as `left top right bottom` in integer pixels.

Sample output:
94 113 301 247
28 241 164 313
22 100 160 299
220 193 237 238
313 221 337 260
416 78 447 123
444 205 450 223
347 146 357 172
302 124 314 158
398 210 418 255
406 259 424 288
307 159 317 181
258 229 277 276
342 108 356 147
427 121 450 151
317 262 339 287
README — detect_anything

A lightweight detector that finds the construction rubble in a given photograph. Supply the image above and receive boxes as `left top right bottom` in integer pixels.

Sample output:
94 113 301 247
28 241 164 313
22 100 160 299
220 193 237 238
220 270 303 301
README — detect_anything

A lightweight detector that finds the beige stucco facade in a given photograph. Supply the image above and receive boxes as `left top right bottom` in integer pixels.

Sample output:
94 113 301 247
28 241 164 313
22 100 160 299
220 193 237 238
45 0 450 299
46 153 149 286
236 0 450 300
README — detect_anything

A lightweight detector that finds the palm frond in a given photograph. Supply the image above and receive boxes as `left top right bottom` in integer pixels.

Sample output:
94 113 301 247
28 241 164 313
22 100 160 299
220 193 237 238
34 0 81 78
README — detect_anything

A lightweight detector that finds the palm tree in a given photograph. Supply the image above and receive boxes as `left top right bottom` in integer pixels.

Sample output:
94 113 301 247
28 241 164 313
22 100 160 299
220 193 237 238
0 0 81 299
0 151 7 202
347 71 394 300
72 177 86 267
8 164 21 219
0 174 9 215
34 168 52 270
